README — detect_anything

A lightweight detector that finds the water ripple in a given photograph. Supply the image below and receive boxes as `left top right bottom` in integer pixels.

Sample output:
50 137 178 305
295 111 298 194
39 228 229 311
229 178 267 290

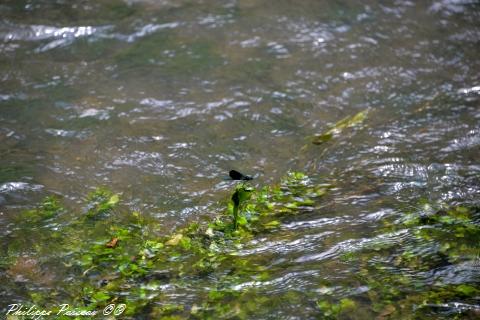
441 128 480 152
1 23 101 42
0 21 181 52
0 182 43 194
429 0 475 14
110 151 165 175
295 229 411 263
0 22 109 52
236 231 333 257
108 22 180 43
231 270 318 292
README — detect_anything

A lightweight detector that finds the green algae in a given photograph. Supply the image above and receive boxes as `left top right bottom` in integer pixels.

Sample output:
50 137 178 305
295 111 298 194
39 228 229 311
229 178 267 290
2 173 331 319
311 108 370 145
346 204 480 319
19 196 63 222
3 180 480 319
84 187 119 218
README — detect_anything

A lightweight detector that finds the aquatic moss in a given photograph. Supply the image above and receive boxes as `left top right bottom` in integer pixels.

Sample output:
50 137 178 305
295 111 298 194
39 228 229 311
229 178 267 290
350 204 480 319
85 187 119 218
2 172 330 318
20 196 63 222
3 177 479 319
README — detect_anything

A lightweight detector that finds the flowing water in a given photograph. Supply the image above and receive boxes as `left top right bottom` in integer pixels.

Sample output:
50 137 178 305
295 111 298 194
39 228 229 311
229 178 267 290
1 0 479 319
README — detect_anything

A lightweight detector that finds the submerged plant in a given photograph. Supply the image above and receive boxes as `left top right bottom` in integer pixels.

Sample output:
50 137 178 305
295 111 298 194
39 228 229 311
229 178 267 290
231 184 253 229
311 108 369 145
85 187 119 218
2 171 332 318
4 170 478 319
20 196 63 222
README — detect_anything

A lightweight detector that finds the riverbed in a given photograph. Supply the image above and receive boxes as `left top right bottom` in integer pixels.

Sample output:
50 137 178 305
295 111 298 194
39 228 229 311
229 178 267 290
1 1 479 319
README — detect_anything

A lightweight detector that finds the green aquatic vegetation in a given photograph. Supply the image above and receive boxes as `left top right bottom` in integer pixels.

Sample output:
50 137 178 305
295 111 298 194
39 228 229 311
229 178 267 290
321 207 478 319
231 184 253 230
316 298 356 318
311 108 369 145
6 171 478 319
339 251 359 262
85 187 119 217
5 196 66 265
191 288 277 319
75 223 153 279
349 204 480 319
151 303 185 318
407 207 480 266
201 172 330 239
2 171 330 319
20 196 63 222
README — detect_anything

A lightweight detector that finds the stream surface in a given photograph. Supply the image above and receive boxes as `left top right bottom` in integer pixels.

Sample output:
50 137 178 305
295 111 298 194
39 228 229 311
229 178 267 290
1 1 479 319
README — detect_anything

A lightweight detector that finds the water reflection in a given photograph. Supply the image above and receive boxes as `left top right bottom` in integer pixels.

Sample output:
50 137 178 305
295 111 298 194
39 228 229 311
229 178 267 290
1 0 479 318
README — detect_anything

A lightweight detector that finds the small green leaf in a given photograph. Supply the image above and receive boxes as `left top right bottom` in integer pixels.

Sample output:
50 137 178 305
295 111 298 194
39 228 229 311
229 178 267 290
312 109 369 145
339 298 356 310
108 194 119 206
166 234 183 246
455 284 478 297
180 236 192 250
92 291 110 302
237 216 248 226
264 220 280 229
312 132 334 145
208 290 224 300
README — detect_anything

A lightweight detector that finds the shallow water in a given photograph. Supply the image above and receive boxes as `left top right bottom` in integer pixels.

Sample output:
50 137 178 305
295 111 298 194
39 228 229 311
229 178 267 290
1 0 479 319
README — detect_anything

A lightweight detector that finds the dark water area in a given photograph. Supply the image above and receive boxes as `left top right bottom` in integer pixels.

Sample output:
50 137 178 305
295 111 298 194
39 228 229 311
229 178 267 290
1 0 479 319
